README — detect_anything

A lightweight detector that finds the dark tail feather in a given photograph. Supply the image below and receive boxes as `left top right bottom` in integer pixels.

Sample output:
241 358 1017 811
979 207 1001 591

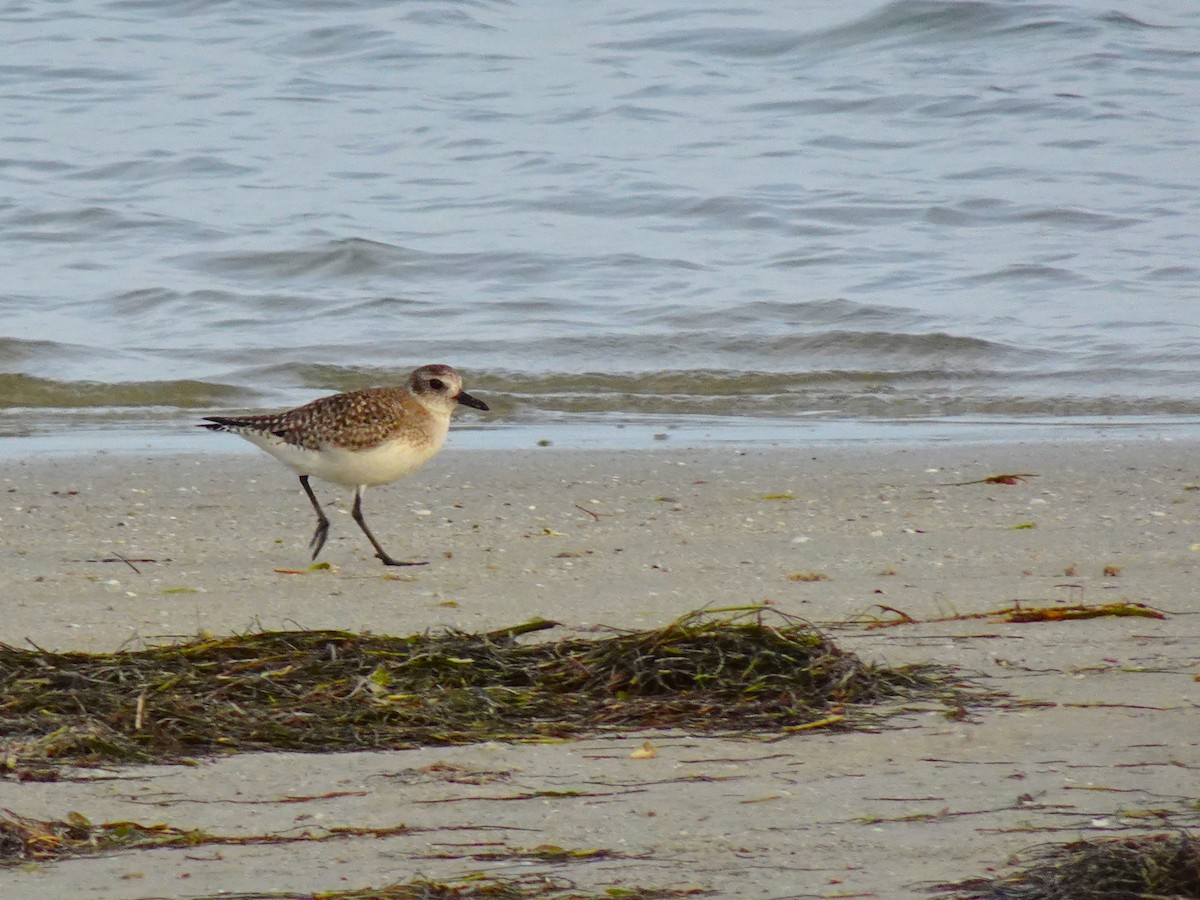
200 416 288 439
199 417 237 431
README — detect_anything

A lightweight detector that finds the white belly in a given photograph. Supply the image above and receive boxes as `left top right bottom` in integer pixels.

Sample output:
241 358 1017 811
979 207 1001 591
243 430 447 487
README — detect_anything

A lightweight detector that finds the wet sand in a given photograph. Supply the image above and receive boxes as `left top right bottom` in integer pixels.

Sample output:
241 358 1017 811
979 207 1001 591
2 440 1198 898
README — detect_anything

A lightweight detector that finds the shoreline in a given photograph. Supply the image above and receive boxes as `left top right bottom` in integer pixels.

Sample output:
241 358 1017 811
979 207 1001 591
4 411 1200 462
2 438 1198 897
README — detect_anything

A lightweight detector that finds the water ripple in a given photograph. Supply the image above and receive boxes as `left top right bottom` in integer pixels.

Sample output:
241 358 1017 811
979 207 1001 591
2 0 1198 445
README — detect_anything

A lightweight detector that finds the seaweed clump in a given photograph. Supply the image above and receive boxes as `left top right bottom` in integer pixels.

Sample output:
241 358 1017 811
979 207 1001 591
0 807 409 865
0 808 696 900
0 608 968 771
929 831 1200 899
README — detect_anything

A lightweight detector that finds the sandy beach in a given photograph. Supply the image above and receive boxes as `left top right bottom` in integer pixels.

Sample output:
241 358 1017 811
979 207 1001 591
2 438 1198 898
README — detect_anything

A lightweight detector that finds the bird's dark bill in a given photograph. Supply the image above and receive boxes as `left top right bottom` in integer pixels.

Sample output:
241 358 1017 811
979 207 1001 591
456 391 489 411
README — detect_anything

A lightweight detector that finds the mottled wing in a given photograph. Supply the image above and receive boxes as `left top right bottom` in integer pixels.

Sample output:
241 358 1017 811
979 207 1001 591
203 388 414 452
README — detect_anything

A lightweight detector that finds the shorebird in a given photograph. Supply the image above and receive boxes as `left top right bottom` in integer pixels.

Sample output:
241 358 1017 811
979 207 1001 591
199 364 488 566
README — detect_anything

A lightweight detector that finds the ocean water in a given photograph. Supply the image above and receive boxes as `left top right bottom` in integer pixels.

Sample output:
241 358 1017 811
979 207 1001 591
3 0 1200 452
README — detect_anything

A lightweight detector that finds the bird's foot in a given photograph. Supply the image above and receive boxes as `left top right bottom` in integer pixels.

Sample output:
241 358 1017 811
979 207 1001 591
309 518 331 560
377 552 428 567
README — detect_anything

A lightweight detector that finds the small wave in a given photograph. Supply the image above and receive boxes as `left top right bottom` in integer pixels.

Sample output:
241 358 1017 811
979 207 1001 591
182 238 574 285
6 206 175 244
68 155 255 185
269 24 401 62
645 298 931 332
956 264 1088 286
925 201 1140 231
8 364 1200 431
467 368 1200 421
0 374 252 410
183 237 422 279
0 338 92 366
601 1 1052 61
525 329 1025 367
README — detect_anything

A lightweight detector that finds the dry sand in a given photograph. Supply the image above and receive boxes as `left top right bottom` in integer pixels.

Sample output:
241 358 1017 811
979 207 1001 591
1 439 1198 898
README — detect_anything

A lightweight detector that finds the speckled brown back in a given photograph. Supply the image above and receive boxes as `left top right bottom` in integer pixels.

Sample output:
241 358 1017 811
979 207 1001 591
204 386 435 452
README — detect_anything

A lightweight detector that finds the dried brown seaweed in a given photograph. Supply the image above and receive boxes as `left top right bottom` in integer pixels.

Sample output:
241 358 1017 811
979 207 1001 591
1 608 974 771
928 831 1200 899
0 807 413 864
858 601 1166 630
0 807 701 897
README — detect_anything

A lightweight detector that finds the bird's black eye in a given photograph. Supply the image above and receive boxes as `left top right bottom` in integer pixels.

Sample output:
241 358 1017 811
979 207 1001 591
428 378 445 391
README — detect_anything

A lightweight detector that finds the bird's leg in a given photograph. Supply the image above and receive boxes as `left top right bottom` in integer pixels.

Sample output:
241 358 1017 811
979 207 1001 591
352 486 427 567
299 475 331 560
